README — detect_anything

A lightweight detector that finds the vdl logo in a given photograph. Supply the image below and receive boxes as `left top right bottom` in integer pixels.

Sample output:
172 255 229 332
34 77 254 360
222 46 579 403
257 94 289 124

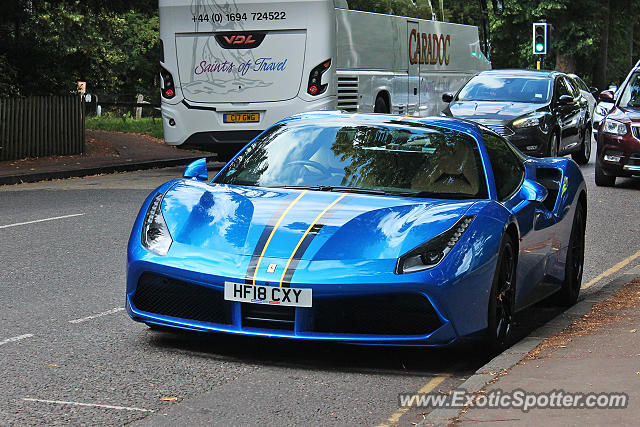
215 32 267 49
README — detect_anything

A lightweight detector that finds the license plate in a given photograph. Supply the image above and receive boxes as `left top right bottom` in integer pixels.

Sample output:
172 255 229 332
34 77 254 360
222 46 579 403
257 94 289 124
224 282 312 307
223 112 260 123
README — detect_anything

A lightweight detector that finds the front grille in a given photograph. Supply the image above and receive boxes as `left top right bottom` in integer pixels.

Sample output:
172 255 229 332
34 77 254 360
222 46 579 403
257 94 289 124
133 273 232 325
313 294 441 336
628 152 640 166
472 119 515 137
337 75 359 112
242 304 295 331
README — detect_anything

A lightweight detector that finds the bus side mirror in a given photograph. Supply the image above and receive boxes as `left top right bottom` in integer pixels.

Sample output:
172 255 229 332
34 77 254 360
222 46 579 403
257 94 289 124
442 93 454 103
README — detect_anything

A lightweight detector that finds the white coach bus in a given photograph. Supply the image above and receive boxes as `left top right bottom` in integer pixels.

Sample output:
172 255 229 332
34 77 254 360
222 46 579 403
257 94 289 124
158 0 490 158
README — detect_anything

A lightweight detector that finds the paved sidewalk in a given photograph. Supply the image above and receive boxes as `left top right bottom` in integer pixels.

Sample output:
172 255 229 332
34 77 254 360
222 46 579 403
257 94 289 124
0 130 218 185
447 279 640 426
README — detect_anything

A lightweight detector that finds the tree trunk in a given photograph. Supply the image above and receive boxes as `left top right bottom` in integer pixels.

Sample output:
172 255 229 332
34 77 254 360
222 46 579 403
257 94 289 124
555 53 576 73
593 0 610 90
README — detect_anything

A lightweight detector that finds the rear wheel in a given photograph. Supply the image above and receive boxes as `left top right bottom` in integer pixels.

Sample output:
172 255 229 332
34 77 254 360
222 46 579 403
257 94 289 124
374 95 389 113
572 125 591 165
595 163 616 187
485 234 516 354
556 203 586 306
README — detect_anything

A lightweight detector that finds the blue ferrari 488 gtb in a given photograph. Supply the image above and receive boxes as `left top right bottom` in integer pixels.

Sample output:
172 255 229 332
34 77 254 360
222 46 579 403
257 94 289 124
126 112 586 352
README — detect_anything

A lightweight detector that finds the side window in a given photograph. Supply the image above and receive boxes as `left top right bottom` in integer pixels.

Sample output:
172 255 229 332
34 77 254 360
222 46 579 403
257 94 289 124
482 131 525 201
555 77 571 98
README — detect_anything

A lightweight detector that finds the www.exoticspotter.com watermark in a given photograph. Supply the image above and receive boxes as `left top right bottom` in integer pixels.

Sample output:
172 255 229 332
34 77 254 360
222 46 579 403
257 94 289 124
398 389 628 412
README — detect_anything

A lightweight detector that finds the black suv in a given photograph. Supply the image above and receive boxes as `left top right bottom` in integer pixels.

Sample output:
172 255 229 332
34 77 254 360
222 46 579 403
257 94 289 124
442 70 592 164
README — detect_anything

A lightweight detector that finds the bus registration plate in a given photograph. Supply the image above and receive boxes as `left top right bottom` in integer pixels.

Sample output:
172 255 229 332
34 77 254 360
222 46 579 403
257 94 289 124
223 113 260 123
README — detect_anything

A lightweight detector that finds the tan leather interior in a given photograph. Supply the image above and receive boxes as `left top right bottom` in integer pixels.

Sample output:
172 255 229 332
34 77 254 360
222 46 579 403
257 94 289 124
411 142 480 194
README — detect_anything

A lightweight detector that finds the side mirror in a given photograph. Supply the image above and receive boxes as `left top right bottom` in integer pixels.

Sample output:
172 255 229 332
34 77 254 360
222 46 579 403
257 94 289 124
589 86 599 96
558 94 573 105
442 92 454 103
599 89 614 102
183 158 208 181
520 179 548 203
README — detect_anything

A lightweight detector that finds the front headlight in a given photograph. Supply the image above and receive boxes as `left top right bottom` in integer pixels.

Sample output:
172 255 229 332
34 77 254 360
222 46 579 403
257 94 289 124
141 193 172 255
602 118 627 136
512 113 545 128
396 215 475 274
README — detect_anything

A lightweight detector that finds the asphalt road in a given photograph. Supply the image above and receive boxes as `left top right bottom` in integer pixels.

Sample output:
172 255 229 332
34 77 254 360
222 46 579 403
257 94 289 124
1 139 640 426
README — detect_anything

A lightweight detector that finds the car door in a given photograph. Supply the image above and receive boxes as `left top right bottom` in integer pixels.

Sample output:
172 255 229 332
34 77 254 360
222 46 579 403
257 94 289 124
554 76 582 153
482 132 557 310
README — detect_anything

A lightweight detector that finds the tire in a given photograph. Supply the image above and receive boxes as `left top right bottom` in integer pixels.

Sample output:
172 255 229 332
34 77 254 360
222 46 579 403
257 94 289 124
545 131 559 157
484 234 517 354
556 203 586 306
594 163 616 187
374 95 389 113
571 125 592 165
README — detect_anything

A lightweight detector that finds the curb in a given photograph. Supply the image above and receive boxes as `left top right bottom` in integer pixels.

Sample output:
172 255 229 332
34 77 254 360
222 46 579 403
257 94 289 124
0 155 219 186
417 271 637 427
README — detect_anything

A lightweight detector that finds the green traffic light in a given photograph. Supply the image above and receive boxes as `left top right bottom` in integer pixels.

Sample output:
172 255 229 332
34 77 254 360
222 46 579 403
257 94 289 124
536 43 544 52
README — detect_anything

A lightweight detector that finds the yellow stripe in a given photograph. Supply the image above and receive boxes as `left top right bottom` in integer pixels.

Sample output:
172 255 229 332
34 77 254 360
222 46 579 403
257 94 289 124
349 112 360 118
252 191 307 285
376 375 449 427
279 193 347 287
582 248 640 289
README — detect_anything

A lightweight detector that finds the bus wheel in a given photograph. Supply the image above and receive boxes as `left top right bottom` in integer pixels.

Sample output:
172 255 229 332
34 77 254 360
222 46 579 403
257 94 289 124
374 95 389 113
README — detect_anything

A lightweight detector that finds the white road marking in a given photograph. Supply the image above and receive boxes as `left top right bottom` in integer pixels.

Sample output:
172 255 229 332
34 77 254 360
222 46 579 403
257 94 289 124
0 213 85 230
23 398 154 412
0 334 34 347
69 307 125 324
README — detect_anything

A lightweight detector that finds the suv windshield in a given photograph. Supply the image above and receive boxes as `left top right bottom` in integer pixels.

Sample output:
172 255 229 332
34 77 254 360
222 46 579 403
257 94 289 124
215 120 488 199
619 72 640 108
458 75 552 103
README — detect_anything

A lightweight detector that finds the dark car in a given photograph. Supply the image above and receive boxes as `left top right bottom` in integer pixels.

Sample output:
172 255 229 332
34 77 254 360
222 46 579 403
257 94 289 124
442 70 592 164
595 65 640 186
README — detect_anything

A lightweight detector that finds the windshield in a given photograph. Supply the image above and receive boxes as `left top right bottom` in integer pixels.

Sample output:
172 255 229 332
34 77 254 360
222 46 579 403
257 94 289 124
215 121 488 199
458 75 552 103
619 72 640 108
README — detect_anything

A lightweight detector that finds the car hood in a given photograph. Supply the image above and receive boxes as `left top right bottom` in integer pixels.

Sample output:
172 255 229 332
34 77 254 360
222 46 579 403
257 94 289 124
448 100 543 121
160 181 474 261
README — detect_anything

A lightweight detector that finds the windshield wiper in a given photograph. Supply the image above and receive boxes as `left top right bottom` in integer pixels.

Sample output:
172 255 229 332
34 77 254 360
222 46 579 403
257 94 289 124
268 185 387 195
391 190 474 200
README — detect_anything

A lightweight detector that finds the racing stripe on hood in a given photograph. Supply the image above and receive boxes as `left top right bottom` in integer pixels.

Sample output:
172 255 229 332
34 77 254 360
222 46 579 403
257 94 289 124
279 194 348 287
245 191 307 285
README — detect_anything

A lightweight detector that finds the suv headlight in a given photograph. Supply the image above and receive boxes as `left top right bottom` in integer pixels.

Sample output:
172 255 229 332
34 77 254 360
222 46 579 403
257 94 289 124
141 193 172 255
396 215 475 274
602 118 627 136
512 113 545 128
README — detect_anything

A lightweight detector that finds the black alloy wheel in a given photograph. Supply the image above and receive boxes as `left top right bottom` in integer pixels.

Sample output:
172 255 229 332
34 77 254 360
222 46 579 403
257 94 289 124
548 132 559 157
572 125 591 165
594 162 616 187
557 204 586 306
485 234 516 353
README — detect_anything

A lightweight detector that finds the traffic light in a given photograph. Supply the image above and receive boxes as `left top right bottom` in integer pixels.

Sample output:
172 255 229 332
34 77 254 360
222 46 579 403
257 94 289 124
533 22 547 54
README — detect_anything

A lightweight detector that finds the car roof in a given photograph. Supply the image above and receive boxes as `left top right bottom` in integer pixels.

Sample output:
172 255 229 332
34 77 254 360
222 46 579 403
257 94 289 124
476 69 560 78
279 111 483 137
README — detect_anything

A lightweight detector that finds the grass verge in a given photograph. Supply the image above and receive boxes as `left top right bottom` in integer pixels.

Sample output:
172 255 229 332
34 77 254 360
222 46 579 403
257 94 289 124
86 116 164 139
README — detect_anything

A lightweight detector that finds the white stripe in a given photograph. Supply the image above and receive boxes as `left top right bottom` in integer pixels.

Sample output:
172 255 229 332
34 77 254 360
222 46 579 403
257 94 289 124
0 213 85 230
69 307 125 324
23 398 153 413
0 334 34 347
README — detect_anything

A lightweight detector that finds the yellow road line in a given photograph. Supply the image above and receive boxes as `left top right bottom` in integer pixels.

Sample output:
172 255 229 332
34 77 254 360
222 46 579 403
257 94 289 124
279 193 347 287
582 248 640 289
252 191 307 285
376 375 449 427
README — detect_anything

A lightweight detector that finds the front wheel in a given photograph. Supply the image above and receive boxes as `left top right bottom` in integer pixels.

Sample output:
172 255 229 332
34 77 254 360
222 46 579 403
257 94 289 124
595 163 616 187
571 125 591 165
484 234 517 354
556 203 586 306
545 132 560 157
